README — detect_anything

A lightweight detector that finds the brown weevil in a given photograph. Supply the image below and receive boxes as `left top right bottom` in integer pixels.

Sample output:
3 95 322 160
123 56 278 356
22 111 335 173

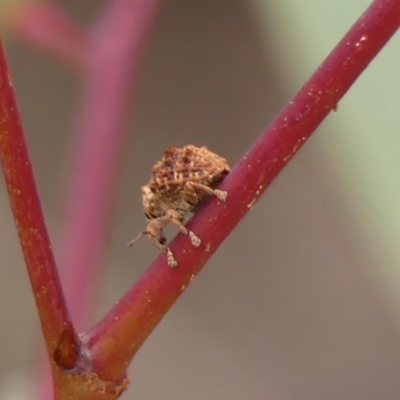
128 145 230 267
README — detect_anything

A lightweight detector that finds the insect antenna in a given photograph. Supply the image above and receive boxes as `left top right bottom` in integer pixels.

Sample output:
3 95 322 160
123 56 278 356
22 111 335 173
127 231 148 247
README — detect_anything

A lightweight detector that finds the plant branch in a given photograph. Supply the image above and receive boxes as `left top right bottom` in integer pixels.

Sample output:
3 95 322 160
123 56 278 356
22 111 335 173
85 0 400 382
0 40 79 366
57 0 160 332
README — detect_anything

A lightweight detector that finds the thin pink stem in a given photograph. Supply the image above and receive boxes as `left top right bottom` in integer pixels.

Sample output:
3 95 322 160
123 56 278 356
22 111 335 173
13 2 88 68
58 0 160 331
0 41 79 366
86 0 400 382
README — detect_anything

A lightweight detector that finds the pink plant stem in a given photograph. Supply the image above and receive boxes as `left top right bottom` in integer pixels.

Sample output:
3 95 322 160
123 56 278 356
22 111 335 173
0 41 79 364
13 2 88 68
86 0 400 382
58 0 160 331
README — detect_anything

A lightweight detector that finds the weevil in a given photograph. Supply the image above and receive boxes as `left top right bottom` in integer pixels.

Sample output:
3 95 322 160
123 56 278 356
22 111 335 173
128 145 230 267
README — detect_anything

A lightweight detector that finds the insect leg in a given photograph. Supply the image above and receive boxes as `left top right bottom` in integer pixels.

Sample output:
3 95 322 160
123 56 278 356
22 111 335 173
165 209 201 247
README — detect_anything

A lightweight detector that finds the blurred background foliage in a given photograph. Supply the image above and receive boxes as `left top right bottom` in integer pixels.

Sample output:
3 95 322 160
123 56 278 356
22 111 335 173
1 0 400 399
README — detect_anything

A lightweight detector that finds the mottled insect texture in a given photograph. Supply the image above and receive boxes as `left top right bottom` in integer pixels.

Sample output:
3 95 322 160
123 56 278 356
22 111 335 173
128 145 230 267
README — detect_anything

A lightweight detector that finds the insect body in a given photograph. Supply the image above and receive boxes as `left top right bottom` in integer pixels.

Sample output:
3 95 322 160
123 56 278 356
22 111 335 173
129 145 230 267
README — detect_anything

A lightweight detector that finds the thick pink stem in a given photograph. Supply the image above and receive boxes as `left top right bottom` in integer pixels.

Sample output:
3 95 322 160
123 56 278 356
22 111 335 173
0 41 78 367
86 0 400 382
